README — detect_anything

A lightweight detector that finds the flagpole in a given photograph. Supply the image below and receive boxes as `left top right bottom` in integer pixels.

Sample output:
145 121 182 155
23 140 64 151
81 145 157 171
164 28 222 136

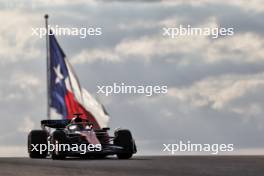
44 14 51 120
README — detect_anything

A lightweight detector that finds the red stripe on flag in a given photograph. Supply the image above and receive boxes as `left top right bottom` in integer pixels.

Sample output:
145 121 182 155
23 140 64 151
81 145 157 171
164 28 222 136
64 91 100 129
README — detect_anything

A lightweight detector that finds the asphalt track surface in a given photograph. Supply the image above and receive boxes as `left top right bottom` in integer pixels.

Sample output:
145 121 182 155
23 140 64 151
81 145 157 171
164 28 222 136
0 156 264 176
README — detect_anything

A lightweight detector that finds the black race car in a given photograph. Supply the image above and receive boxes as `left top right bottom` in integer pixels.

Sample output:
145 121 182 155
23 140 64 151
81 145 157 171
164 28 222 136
28 114 137 159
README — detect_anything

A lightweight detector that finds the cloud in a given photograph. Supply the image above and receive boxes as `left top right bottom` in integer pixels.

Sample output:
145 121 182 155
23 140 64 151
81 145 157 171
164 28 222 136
72 13 264 66
231 103 263 121
205 33 264 63
0 11 41 65
168 72 264 110
1 0 98 9
72 31 208 64
0 72 42 102
18 116 35 133
11 72 41 89
73 32 264 66
72 49 120 64
161 0 264 13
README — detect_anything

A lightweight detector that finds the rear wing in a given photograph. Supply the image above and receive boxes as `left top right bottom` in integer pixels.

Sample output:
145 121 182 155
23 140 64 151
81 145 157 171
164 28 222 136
41 119 70 129
41 119 110 130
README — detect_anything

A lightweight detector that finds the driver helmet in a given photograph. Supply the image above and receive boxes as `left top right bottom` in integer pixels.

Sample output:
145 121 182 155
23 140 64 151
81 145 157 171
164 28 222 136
70 116 83 124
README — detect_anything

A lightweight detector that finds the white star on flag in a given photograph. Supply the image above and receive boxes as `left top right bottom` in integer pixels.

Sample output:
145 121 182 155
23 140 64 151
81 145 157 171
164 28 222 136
54 64 64 84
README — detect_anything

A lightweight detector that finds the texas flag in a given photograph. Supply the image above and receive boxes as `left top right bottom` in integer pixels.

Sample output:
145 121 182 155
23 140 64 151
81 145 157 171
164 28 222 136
49 34 109 129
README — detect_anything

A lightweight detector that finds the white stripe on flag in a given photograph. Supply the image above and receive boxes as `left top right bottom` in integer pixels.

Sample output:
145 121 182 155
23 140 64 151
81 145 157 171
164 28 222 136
82 88 110 128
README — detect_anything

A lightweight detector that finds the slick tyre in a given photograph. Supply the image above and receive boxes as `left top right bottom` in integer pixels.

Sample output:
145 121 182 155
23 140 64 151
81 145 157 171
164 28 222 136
114 129 136 159
51 130 67 160
28 130 48 158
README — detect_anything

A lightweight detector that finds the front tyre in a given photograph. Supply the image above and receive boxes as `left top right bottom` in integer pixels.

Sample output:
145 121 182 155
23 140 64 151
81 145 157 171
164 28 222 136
28 130 48 158
114 129 136 159
51 130 67 160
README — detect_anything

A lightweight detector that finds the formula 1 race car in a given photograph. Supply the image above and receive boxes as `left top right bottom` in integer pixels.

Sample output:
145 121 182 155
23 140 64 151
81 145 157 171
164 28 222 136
27 114 137 160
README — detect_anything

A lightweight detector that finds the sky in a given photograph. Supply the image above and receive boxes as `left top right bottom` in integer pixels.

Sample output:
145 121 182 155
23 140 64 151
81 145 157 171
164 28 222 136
0 0 264 156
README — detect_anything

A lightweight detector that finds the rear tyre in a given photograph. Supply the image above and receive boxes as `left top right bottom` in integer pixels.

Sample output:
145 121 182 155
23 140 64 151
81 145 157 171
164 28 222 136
28 130 48 158
51 130 67 160
114 129 136 159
